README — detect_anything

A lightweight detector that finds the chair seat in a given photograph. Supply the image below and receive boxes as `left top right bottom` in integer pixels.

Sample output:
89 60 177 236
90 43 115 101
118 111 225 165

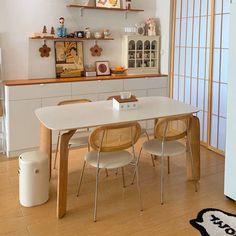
85 150 134 169
69 135 89 146
142 139 186 157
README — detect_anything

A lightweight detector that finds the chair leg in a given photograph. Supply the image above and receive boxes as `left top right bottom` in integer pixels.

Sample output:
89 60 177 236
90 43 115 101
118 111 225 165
53 134 60 169
145 130 149 141
187 140 198 192
160 156 165 205
131 147 143 185
105 169 109 177
94 168 100 222
167 156 170 174
77 160 86 197
151 155 156 167
121 167 126 188
135 163 143 211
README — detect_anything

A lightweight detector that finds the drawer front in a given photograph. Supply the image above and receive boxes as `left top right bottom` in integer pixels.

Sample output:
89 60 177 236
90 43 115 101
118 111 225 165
72 80 123 95
98 80 123 93
124 78 147 90
6 82 71 101
72 81 100 95
6 85 43 100
40 83 71 98
124 77 168 91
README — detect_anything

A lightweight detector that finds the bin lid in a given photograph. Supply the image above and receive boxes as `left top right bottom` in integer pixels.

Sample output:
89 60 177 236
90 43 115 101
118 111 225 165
19 151 48 164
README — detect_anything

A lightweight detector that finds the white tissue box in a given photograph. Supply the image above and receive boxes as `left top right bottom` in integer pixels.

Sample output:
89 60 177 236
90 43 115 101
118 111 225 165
112 95 138 111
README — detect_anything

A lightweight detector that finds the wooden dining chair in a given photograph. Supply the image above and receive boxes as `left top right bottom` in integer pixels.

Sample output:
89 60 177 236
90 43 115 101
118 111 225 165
77 122 143 222
135 115 198 204
107 95 156 167
53 99 92 169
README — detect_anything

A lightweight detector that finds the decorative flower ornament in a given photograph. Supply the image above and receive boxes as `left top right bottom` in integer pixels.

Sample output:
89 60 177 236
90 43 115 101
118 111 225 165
39 43 51 57
90 44 103 57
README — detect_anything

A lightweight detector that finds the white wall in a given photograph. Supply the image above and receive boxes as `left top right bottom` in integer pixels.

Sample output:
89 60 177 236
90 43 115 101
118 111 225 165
155 0 171 74
0 0 166 80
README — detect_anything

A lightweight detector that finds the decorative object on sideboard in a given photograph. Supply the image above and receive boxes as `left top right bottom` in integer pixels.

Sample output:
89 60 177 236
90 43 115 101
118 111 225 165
111 66 127 75
57 17 67 38
95 61 110 75
96 0 121 8
39 41 51 57
84 64 97 77
50 27 55 35
146 18 157 36
90 43 103 56
55 41 84 78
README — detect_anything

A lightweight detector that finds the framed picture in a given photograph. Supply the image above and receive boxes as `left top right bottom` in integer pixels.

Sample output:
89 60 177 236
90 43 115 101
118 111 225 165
54 41 84 78
95 61 110 76
96 0 121 8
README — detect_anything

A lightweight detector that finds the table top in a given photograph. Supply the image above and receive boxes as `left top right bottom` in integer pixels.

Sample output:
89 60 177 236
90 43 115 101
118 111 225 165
35 96 199 131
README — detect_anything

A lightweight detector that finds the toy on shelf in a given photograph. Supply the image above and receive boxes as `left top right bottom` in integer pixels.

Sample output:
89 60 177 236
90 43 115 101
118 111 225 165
57 17 67 38
103 29 111 39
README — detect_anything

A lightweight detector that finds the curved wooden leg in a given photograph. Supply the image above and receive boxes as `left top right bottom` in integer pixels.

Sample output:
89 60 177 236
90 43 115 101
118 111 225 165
57 129 76 219
187 116 200 181
40 123 52 179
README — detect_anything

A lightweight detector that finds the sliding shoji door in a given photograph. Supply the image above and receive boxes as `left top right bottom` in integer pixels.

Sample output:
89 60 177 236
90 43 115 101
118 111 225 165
171 0 230 153
210 0 230 151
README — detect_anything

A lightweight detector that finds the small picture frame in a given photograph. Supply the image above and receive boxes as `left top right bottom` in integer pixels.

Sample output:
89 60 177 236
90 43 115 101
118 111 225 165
95 61 110 76
96 0 121 8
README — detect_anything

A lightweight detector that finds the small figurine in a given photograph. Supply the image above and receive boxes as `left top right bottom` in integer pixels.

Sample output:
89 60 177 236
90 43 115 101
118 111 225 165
51 27 55 35
57 17 67 38
126 0 131 9
42 25 47 34
103 29 111 39
146 18 156 36
85 27 91 39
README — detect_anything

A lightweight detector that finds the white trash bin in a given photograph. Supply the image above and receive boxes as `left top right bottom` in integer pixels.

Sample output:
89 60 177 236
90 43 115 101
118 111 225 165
19 151 49 207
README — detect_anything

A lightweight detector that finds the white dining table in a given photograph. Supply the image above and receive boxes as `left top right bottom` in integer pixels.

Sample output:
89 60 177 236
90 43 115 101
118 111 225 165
35 96 200 219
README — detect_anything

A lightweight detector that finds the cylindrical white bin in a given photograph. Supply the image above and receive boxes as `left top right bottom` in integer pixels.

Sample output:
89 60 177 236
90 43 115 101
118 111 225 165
19 151 49 207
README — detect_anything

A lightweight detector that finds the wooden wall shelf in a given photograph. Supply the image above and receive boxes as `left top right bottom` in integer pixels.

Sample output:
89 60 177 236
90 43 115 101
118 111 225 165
67 4 144 12
29 37 114 41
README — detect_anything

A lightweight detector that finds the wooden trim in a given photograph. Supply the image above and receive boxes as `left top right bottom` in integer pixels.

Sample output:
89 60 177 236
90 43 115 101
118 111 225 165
3 74 168 86
169 0 177 98
207 0 215 147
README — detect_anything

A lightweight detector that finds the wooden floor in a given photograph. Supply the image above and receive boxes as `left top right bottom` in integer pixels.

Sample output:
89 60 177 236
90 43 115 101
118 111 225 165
0 137 235 236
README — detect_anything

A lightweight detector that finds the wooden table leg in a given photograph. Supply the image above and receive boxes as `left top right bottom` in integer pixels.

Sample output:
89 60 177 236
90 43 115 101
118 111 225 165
40 123 52 179
187 116 200 181
57 129 76 219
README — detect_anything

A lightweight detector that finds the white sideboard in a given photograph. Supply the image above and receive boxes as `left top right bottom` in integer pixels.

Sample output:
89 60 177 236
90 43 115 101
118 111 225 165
4 76 168 157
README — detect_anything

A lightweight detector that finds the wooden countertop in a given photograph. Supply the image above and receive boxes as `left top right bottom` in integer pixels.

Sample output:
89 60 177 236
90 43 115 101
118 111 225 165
3 74 168 86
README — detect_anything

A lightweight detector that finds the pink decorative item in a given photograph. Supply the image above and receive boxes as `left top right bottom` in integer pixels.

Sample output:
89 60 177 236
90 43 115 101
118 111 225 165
146 18 156 36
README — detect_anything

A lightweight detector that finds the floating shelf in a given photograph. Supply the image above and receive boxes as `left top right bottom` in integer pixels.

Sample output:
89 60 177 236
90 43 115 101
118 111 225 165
29 37 114 41
67 4 144 12
66 4 144 17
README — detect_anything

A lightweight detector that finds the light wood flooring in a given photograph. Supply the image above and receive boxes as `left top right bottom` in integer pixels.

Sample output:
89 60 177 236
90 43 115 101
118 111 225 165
0 137 235 236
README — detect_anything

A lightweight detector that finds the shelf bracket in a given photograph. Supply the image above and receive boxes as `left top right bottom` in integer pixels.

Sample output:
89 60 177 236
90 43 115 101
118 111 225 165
125 11 128 19
79 7 84 17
